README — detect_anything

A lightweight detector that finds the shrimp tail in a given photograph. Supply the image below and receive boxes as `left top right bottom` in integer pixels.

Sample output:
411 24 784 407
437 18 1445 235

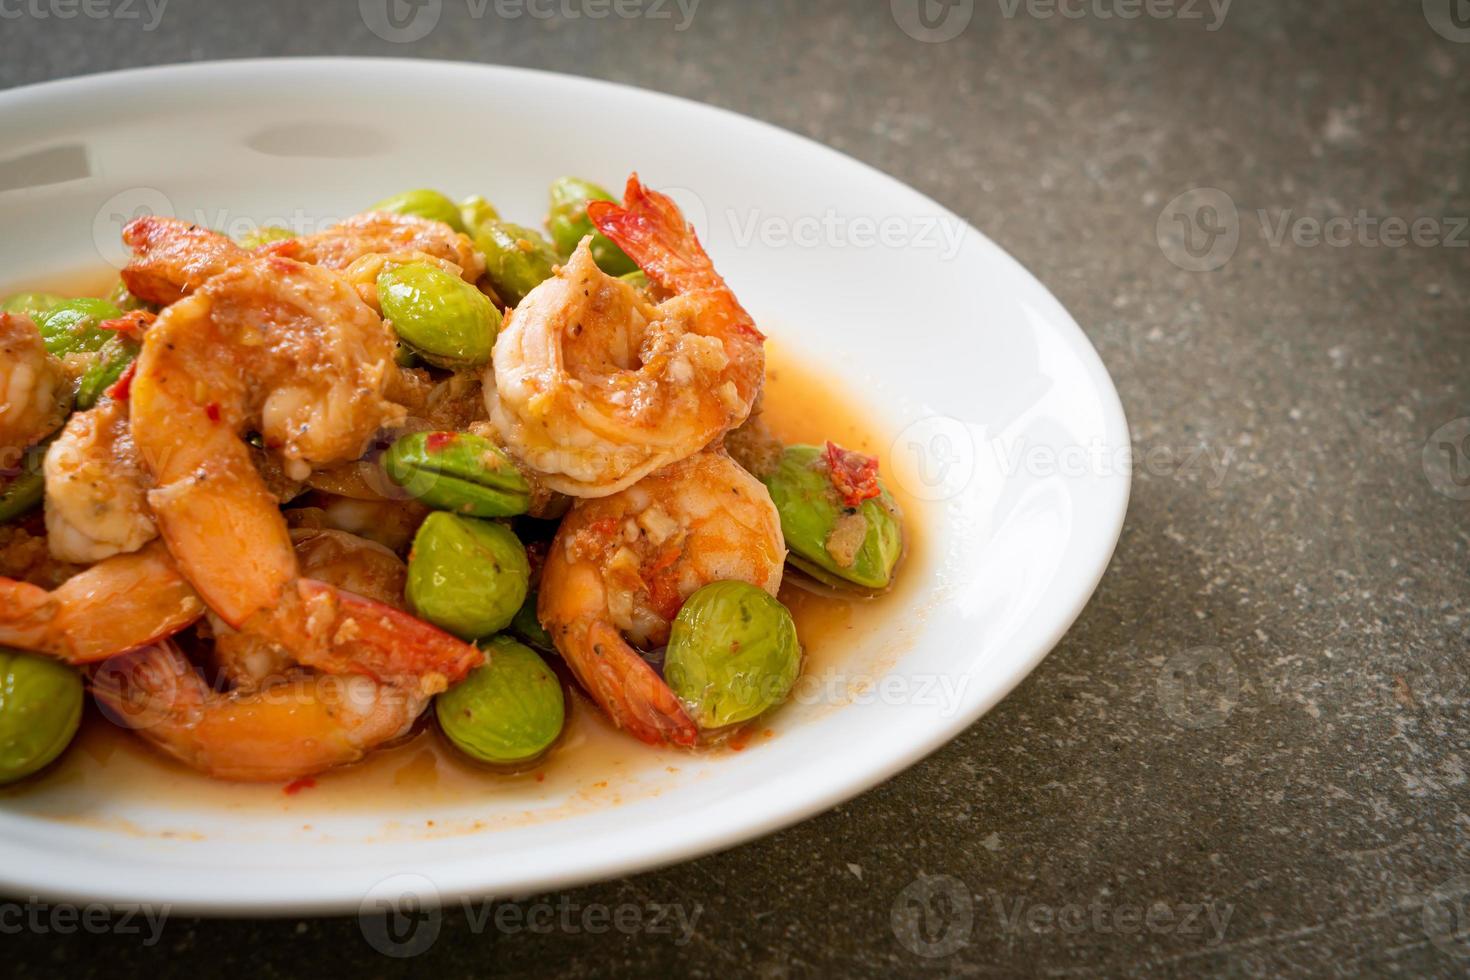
0 542 205 663
259 579 484 690
589 175 763 339
579 620 698 747
91 640 423 782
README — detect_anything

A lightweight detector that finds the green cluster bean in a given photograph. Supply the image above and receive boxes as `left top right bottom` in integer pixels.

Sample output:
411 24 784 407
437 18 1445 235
406 513 530 640
762 445 904 591
458 195 500 237
0 648 82 785
510 590 554 653
376 262 501 369
474 221 560 307
0 292 65 317
237 226 296 249
437 636 565 766
547 177 638 276
371 189 467 233
75 334 140 411
383 431 531 518
0 443 47 524
36 298 122 357
664 581 802 730
105 280 150 312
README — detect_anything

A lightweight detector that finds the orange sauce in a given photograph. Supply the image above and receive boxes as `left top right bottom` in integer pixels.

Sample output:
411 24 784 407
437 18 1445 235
0 270 927 828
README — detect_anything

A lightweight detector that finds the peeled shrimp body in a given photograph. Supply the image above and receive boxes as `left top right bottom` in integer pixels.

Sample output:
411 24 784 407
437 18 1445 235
489 176 764 497
43 397 158 563
539 450 785 745
0 313 67 455
129 255 480 690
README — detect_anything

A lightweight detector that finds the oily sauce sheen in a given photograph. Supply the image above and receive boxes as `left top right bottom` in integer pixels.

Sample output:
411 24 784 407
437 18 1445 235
2 309 924 820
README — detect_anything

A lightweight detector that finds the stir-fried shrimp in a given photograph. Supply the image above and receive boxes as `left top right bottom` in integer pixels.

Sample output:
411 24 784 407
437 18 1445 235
0 540 203 663
261 211 484 281
212 529 410 691
43 397 157 563
120 216 249 306
489 176 764 497
303 369 488 502
539 450 785 745
121 211 483 308
0 313 68 454
129 256 480 690
288 496 430 553
92 639 427 782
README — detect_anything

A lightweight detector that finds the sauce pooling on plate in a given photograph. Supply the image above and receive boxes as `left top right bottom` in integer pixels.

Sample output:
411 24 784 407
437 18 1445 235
1 338 925 822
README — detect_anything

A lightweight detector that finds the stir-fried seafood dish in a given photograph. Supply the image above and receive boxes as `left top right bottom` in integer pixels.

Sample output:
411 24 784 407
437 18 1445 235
0 176 906 784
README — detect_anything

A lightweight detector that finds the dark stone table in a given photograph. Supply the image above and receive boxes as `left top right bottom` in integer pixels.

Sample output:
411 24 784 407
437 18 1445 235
2 1 1466 975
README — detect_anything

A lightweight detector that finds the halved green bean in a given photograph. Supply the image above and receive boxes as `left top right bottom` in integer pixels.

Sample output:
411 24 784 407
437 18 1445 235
547 177 638 276
383 431 531 518
664 581 802 729
376 262 500 369
474 221 560 307
36 298 122 357
74 334 140 411
436 636 564 766
371 189 467 233
762 444 904 591
0 292 65 317
0 648 82 784
406 513 530 641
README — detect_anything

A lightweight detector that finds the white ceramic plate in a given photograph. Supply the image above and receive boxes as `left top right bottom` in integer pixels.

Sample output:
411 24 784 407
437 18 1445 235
0 59 1128 914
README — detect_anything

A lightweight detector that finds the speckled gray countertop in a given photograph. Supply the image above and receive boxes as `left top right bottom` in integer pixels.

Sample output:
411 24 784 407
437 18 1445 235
2 0 1467 976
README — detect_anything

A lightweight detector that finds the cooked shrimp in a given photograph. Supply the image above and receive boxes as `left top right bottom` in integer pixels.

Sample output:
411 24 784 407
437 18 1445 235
0 313 68 455
43 397 157 563
211 529 409 692
121 211 484 308
129 256 480 689
120 216 249 306
488 175 764 497
303 369 488 502
0 540 204 663
92 639 427 782
539 450 785 745
261 211 484 281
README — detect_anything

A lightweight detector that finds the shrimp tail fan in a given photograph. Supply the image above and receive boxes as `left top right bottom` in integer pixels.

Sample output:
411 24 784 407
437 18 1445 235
588 174 764 340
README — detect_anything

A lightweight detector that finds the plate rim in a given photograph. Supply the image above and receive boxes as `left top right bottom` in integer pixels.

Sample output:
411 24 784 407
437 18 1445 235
0 56 1131 915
